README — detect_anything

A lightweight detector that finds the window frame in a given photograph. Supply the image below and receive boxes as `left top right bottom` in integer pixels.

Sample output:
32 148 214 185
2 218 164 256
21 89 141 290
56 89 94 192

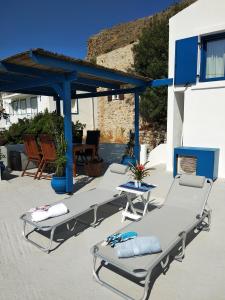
30 97 38 115
20 99 27 115
200 32 225 82
71 98 79 115
12 100 19 115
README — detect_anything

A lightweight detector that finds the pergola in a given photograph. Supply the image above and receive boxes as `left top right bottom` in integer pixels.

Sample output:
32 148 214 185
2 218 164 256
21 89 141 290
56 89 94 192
0 49 173 193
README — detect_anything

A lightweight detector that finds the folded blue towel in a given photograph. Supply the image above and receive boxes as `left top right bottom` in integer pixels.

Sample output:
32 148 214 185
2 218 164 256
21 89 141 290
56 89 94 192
115 236 161 258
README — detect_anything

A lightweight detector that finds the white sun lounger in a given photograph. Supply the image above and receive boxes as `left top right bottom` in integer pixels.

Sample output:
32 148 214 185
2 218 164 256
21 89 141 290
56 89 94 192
20 163 131 253
91 174 212 300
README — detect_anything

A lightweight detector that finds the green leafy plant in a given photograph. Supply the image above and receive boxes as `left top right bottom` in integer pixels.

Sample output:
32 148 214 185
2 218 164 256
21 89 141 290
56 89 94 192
129 162 150 181
133 1 194 129
2 110 86 145
54 132 67 177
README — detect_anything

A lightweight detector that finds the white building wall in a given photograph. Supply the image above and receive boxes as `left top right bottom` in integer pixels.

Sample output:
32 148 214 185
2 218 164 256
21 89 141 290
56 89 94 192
0 92 97 136
71 97 98 136
167 0 225 178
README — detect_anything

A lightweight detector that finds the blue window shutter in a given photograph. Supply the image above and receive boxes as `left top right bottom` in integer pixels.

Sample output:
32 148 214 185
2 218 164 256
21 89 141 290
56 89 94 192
174 36 198 85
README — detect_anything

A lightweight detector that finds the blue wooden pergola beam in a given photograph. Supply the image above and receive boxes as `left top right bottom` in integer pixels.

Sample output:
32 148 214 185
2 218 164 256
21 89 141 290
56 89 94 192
0 73 34 83
0 77 97 94
0 62 121 90
0 62 70 82
0 77 65 92
74 86 146 99
76 77 120 89
149 78 173 87
30 52 147 86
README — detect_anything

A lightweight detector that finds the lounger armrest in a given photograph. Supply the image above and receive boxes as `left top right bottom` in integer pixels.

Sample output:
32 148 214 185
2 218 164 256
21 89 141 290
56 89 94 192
91 244 99 255
90 204 98 209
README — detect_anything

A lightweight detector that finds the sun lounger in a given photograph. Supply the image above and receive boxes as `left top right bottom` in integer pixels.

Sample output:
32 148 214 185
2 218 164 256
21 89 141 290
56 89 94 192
91 174 212 300
20 163 131 253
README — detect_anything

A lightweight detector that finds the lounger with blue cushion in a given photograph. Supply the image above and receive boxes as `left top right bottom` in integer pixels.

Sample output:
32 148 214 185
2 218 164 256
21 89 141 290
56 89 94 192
91 174 212 300
20 163 131 253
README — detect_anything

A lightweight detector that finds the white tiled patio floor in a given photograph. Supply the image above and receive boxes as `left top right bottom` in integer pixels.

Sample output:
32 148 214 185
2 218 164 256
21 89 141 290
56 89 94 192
0 165 225 300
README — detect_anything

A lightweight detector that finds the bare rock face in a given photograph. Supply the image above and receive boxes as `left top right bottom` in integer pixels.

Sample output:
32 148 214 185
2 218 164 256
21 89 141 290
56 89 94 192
86 0 196 61
88 0 195 147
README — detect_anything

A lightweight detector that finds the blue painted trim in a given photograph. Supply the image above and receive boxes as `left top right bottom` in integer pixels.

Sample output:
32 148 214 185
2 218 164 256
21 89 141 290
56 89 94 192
149 78 173 87
200 32 225 82
62 81 73 193
30 51 147 86
173 146 219 180
134 92 140 162
174 36 198 85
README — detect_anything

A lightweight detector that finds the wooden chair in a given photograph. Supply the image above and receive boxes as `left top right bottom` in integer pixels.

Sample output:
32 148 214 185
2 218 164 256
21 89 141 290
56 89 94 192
21 134 42 179
38 134 57 180
84 130 100 160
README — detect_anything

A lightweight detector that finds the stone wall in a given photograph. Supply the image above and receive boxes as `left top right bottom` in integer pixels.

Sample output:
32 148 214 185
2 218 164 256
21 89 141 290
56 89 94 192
97 45 135 144
96 44 167 147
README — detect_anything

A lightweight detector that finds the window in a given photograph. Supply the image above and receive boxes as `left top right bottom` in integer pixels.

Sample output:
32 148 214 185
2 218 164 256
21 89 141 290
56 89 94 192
30 97 38 114
112 94 120 100
20 99 27 115
201 33 225 81
71 98 79 114
108 89 124 101
12 100 19 115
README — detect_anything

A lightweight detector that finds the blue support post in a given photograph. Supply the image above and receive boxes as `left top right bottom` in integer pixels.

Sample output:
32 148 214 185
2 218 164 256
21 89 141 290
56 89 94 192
62 80 73 193
134 92 140 162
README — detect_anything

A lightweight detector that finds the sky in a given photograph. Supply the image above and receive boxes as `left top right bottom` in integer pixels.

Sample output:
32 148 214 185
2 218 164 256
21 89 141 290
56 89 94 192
0 0 177 60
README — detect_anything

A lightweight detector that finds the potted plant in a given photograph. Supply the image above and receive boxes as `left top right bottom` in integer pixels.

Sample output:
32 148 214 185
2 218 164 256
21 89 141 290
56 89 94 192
51 133 67 194
129 162 150 188
72 120 86 144
121 130 136 166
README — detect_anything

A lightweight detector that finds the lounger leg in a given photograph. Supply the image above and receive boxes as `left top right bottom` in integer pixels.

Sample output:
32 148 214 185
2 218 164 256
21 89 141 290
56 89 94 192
91 205 98 227
203 208 212 231
92 247 151 300
22 221 56 253
121 201 130 222
175 231 187 262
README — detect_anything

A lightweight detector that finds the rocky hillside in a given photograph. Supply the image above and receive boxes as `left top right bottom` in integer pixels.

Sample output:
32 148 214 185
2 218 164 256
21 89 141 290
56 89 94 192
87 0 196 61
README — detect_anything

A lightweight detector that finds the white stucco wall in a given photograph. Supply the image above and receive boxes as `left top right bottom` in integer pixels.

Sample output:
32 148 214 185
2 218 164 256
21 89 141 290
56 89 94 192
167 0 225 178
71 97 98 136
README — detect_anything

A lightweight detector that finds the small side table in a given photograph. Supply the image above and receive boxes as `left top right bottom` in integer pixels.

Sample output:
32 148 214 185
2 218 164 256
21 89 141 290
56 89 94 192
116 181 156 222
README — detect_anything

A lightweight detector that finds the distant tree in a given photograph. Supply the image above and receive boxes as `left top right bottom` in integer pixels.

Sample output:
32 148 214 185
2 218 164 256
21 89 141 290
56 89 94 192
133 1 194 129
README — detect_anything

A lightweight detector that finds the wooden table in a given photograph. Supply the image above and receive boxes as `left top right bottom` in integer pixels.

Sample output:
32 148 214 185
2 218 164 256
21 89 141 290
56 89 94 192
73 143 96 176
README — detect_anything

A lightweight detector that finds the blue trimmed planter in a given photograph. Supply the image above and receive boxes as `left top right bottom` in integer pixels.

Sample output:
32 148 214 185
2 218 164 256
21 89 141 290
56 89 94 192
51 176 67 194
121 155 136 166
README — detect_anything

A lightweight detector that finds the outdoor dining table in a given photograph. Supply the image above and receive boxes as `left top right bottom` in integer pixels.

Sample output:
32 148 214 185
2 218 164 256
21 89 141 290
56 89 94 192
73 143 96 176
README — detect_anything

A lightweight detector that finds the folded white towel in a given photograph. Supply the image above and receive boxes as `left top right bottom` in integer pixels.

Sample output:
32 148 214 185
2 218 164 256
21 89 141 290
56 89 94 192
31 203 68 222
